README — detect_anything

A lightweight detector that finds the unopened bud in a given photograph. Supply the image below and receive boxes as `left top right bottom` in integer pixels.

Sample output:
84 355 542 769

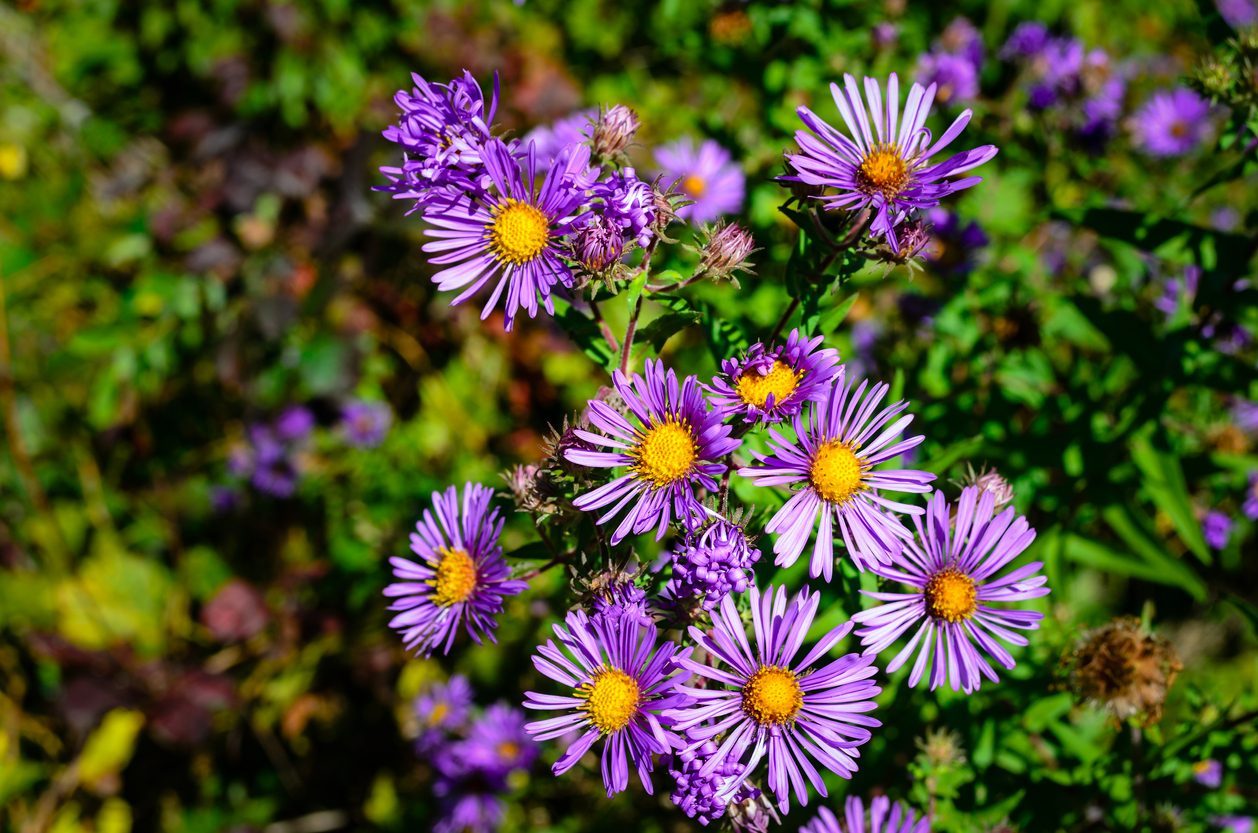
591 105 640 160
572 215 625 273
699 221 757 282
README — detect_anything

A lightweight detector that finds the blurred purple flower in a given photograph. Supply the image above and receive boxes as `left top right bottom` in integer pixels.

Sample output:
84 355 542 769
1245 472 1258 520
1193 758 1223 788
415 675 474 737
341 400 392 448
1217 0 1258 29
925 207 988 276
275 405 315 441
939 17 984 70
916 51 980 104
524 108 597 169
1132 88 1214 157
1232 398 1258 434
656 138 745 223
1202 510 1233 551
1001 22 1050 60
461 702 538 778
1214 817 1255 833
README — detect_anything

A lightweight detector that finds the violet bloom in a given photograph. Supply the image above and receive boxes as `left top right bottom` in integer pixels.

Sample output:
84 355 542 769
666 584 882 813
432 791 503 833
739 367 934 580
462 703 538 777
916 51 980 105
589 168 656 247
783 73 998 251
666 517 761 611
1203 510 1233 551
1234 398 1258 434
1001 21 1050 60
565 359 740 543
1246 472 1258 521
378 70 498 212
414 674 474 751
275 405 315 441
590 580 652 628
706 328 842 425
524 108 597 168
1217 0 1258 29
1193 758 1223 789
1132 88 1214 158
800 796 930 833
939 17 984 70
523 611 690 796
340 400 392 448
384 483 526 656
852 486 1049 693
656 138 745 223
419 139 590 330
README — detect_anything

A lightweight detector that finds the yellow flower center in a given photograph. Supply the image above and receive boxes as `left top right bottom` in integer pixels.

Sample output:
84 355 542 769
734 361 802 409
632 419 698 488
682 174 706 198
430 547 478 607
741 665 803 726
427 702 449 726
579 667 640 734
489 199 551 265
856 144 910 198
924 568 978 623
809 441 866 505
497 741 520 760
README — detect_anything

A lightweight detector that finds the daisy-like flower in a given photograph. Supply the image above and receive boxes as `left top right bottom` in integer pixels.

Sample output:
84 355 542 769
524 108 597 169
783 73 998 249
738 368 934 580
800 795 931 833
851 486 1049 694
656 137 745 224
523 610 691 797
707 328 841 425
1131 88 1214 158
565 359 740 544
384 483 527 656
667 584 882 813
462 703 539 778
420 138 590 330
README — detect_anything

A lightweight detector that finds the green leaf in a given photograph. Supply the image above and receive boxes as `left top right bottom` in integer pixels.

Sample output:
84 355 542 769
79 709 145 788
1100 505 1207 601
1129 432 1210 564
554 300 616 372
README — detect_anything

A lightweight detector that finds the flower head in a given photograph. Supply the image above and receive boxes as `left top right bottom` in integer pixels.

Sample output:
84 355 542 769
666 517 762 611
1001 22 1050 60
657 138 746 224
852 486 1049 693
669 740 761 826
739 367 934 579
783 73 998 250
523 611 690 796
590 168 656 248
1203 509 1233 550
916 51 980 105
565 359 740 543
1245 471 1258 520
1132 88 1214 158
707 329 841 426
384 483 527 656
800 796 931 833
1067 617 1182 725
667 584 881 813
378 70 498 211
340 399 392 448
1193 758 1224 789
524 108 597 169
591 105 641 159
462 703 538 778
419 139 590 330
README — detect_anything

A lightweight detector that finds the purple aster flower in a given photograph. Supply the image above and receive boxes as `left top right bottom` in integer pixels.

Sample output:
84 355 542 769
851 486 1049 693
462 703 538 777
1079 76 1127 148
799 795 930 833
669 740 761 826
384 483 527 656
415 675 475 733
1132 88 1214 157
571 213 625 272
275 405 315 441
1246 472 1258 520
246 424 301 498
419 139 590 330
1193 758 1224 789
524 108 597 169
916 51 980 105
523 610 691 797
656 138 745 224
738 367 934 579
1001 22 1050 60
1216 817 1256 833
1233 398 1258 434
432 791 503 833
1217 0 1258 29
784 73 998 251
666 517 762 611
667 584 882 813
564 359 740 544
590 579 652 628
872 22 899 51
707 328 842 425
340 399 392 448
939 17 984 70
378 70 498 212
1202 510 1233 551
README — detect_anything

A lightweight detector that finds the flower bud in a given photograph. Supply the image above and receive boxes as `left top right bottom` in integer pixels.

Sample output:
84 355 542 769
590 105 640 160
698 221 757 282
572 214 625 273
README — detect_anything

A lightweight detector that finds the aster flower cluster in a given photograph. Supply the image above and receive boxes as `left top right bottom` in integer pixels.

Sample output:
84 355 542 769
1000 23 1128 150
374 65 1061 829
411 676 538 833
916 17 984 105
226 405 314 498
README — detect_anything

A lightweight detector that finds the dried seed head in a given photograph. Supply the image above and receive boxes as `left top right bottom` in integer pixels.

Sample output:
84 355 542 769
1067 617 1182 726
